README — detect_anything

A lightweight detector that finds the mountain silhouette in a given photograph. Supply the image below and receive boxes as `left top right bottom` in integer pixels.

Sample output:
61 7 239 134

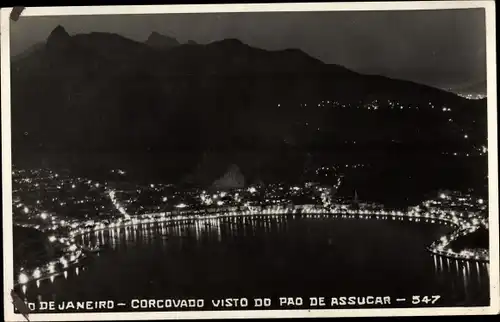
47 25 71 46
145 31 180 49
11 26 487 197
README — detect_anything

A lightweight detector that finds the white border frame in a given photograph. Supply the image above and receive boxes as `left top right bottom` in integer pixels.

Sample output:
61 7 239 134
1 2 498 320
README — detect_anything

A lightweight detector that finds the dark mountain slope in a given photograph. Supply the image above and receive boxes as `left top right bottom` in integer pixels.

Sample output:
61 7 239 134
11 26 487 198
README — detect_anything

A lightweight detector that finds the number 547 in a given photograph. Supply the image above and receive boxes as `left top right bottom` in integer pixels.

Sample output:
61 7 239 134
412 295 441 305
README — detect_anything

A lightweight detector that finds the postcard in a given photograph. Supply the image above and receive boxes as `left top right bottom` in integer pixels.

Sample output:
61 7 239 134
1 2 498 320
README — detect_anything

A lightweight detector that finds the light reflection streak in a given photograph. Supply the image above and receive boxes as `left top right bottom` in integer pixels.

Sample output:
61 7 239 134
195 222 201 241
476 262 481 284
217 223 222 242
462 266 468 297
432 255 490 302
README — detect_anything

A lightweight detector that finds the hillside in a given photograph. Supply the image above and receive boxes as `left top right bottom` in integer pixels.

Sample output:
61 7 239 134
10 26 488 200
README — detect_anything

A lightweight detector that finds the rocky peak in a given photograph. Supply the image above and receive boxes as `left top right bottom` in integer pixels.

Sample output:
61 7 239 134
145 32 180 49
46 25 71 50
47 25 70 43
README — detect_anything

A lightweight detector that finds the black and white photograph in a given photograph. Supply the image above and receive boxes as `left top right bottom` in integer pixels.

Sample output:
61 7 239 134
1 2 498 320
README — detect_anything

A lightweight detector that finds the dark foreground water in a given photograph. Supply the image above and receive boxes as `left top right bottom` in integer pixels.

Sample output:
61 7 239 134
17 215 490 312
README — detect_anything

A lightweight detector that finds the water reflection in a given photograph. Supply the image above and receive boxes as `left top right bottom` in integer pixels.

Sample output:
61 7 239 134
17 215 490 307
432 254 489 303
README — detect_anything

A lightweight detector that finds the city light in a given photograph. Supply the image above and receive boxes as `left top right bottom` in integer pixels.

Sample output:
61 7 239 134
18 273 29 284
33 268 41 279
11 167 489 286
60 257 68 266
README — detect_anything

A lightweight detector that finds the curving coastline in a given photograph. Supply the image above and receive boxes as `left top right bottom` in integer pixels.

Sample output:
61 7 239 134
14 233 86 289
14 200 489 288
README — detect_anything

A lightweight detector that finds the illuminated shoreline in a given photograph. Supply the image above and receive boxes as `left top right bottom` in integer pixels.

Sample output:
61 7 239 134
14 199 488 289
14 234 86 289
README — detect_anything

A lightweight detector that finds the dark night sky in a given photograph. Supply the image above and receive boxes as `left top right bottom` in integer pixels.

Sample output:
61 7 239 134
10 8 486 91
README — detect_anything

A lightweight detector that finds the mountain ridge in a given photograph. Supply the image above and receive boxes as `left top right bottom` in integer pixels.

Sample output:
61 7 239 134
13 25 482 99
10 25 488 193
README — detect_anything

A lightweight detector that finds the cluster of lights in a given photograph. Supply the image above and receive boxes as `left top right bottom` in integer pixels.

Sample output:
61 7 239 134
13 168 490 289
199 191 233 207
343 164 369 169
456 93 487 100
17 241 84 287
287 99 457 113
12 171 123 288
108 190 130 219
13 171 115 221
16 193 489 288
74 190 489 260
417 193 489 261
